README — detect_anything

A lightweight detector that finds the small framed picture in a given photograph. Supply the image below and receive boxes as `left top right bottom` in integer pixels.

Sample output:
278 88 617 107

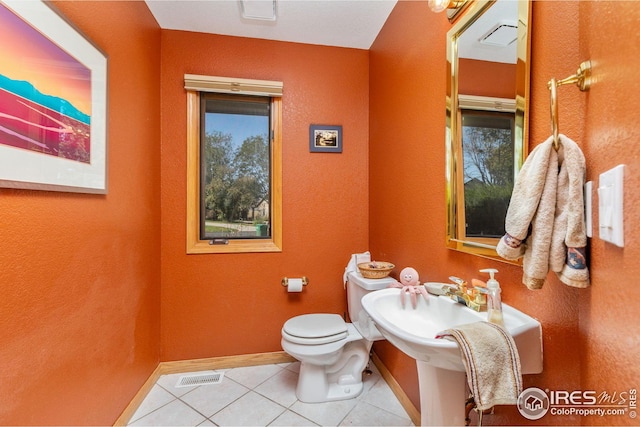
309 125 342 153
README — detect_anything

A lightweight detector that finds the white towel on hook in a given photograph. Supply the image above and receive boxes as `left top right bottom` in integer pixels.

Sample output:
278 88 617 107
497 135 589 289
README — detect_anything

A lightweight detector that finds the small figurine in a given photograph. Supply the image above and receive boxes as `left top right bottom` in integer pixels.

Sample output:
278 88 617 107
389 267 429 309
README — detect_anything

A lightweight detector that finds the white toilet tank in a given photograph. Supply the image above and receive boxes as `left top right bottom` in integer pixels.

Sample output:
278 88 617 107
347 272 395 340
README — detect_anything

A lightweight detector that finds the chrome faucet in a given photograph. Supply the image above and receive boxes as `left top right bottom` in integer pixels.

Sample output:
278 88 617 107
444 276 487 312
448 276 466 288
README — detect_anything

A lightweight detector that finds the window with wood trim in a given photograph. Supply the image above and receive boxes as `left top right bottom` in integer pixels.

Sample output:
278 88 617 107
185 75 282 254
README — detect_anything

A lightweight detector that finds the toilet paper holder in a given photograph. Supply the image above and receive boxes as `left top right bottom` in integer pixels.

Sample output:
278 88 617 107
281 277 309 287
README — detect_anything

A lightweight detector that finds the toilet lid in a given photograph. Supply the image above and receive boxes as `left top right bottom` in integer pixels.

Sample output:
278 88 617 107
283 314 348 344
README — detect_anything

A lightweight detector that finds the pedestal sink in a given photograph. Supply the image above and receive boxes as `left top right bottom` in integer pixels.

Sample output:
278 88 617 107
361 287 542 426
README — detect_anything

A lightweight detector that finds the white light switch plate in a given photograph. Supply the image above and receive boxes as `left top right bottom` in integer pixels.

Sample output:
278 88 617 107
598 164 625 247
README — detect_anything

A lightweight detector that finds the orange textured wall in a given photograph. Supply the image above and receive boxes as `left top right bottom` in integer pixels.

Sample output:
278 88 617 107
0 2 161 424
160 32 370 361
578 1 640 425
370 1 639 425
368 2 448 409
458 58 516 98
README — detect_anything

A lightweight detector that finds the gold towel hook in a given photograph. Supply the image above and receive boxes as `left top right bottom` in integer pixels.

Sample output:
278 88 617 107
547 60 592 151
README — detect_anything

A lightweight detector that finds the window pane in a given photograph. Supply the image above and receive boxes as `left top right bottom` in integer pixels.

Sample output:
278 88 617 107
461 110 514 238
200 95 271 240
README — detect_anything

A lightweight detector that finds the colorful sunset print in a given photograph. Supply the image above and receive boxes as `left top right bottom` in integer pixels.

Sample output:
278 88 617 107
0 3 92 164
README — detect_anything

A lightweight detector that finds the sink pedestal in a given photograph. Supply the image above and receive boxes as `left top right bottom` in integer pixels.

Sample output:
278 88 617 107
417 361 467 426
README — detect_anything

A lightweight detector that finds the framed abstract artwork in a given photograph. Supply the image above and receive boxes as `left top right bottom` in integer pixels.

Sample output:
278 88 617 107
0 0 108 193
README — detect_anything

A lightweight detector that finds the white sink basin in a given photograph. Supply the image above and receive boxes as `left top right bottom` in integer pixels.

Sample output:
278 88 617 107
361 287 542 373
361 287 543 425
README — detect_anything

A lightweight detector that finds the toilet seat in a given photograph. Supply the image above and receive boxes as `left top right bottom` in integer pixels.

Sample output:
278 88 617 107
282 313 348 345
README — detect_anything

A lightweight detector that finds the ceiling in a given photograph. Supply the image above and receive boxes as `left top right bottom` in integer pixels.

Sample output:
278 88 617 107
145 0 398 50
458 0 519 64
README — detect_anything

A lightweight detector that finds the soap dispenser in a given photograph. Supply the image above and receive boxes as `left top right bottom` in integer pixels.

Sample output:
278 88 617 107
480 268 504 327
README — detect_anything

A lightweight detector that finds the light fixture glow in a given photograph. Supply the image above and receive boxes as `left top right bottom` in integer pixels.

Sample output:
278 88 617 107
427 0 470 22
428 0 451 13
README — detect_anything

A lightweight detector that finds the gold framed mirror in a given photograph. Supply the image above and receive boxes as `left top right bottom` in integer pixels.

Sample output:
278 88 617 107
445 0 531 263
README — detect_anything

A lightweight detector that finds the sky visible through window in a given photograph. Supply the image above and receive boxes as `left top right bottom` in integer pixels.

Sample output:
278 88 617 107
206 113 268 148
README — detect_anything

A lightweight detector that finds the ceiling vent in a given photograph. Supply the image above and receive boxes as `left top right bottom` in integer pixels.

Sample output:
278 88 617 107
479 22 517 47
240 0 277 21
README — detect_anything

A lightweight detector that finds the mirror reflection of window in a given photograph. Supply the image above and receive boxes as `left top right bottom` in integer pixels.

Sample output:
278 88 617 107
461 110 514 238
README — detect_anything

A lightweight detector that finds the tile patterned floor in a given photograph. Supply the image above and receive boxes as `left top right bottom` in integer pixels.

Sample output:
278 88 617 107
127 361 414 426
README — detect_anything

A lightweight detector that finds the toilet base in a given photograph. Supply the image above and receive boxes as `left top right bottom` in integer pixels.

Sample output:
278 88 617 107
296 360 365 403
292 338 371 403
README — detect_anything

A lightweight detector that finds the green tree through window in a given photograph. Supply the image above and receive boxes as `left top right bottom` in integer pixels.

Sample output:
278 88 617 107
200 94 271 240
461 110 515 238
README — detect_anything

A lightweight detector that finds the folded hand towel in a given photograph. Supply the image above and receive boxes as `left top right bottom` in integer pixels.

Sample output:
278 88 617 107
436 322 522 411
343 251 370 288
497 134 589 289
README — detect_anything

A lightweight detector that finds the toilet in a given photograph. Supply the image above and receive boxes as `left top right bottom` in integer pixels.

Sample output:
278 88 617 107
281 264 394 403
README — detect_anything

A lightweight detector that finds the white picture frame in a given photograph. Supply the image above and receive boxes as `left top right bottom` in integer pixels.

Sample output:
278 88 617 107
0 0 108 193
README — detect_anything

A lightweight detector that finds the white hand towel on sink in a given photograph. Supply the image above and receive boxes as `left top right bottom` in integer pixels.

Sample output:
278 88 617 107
437 321 522 411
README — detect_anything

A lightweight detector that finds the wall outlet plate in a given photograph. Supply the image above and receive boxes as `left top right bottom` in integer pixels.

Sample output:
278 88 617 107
598 165 625 247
